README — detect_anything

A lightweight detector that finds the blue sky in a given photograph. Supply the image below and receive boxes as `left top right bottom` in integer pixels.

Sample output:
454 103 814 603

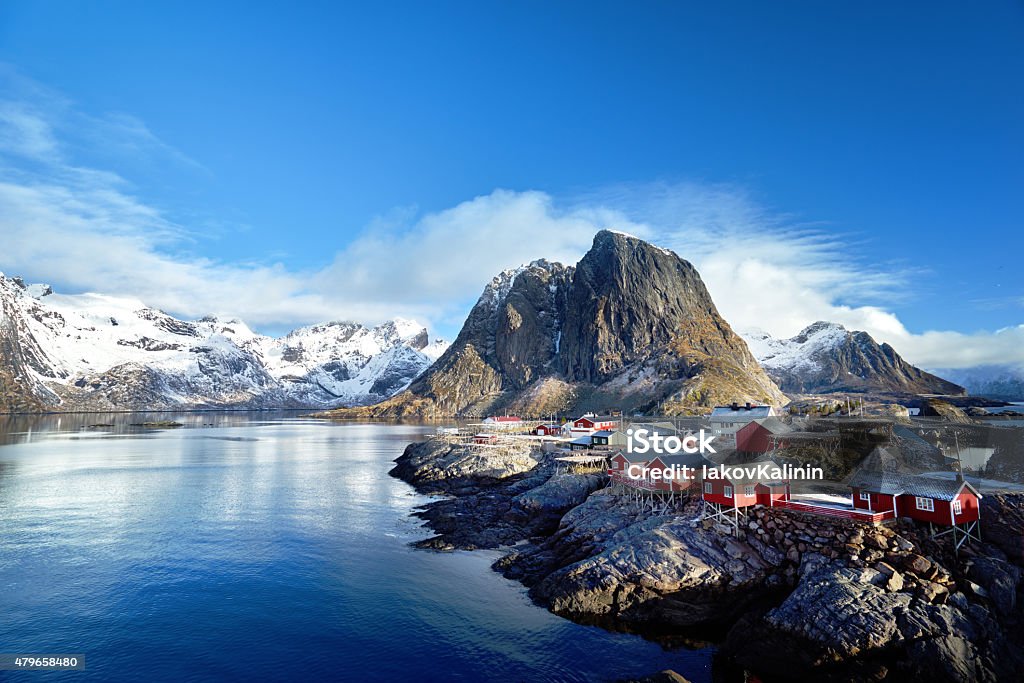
0 1 1022 369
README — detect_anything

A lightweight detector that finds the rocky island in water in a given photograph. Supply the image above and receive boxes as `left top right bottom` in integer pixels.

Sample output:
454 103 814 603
390 426 1024 682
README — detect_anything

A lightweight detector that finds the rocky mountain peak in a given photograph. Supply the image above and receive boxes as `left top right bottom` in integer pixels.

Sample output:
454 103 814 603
792 320 847 343
559 228 726 384
744 323 964 396
363 230 784 417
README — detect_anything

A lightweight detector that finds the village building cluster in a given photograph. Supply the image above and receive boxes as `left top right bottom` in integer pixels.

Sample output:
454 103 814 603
448 404 984 548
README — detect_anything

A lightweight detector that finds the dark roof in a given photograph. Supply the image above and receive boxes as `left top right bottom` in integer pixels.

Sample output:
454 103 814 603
591 430 615 438
650 452 715 470
710 405 773 420
750 417 794 435
848 470 983 501
628 422 683 436
903 476 982 501
848 470 906 496
705 456 787 485
609 449 650 463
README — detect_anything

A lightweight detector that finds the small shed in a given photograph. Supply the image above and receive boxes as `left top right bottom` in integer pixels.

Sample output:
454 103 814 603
533 424 561 436
607 450 652 480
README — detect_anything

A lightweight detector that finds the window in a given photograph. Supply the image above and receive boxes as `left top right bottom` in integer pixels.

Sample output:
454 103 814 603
915 496 934 512
744 485 756 496
703 482 712 494
859 492 870 501
724 485 733 498
953 500 962 515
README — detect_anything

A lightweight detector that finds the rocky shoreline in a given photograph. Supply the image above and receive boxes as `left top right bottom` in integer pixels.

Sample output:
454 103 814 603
392 438 1024 682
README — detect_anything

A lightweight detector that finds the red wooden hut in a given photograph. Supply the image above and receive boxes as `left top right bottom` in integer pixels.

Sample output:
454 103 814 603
608 450 652 482
572 414 620 432
533 424 561 436
645 452 713 493
700 458 791 534
849 470 982 549
736 418 794 454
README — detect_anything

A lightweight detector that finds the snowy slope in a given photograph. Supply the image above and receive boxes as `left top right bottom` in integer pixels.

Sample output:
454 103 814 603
741 322 963 396
0 273 447 412
929 365 1024 401
743 322 850 374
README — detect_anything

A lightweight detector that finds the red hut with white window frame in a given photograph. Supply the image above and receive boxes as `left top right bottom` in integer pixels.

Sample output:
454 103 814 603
607 450 652 484
700 458 791 535
532 424 561 437
571 414 620 434
849 470 982 550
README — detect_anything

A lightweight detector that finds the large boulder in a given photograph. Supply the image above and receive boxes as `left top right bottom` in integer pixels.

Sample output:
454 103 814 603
389 439 540 493
726 561 1016 682
533 516 782 628
919 399 970 423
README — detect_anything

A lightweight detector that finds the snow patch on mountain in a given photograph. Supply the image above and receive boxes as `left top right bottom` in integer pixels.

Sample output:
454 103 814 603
741 321 963 396
743 321 849 372
930 365 1024 401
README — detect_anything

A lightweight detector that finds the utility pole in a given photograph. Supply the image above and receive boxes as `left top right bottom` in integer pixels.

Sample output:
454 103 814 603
954 430 965 481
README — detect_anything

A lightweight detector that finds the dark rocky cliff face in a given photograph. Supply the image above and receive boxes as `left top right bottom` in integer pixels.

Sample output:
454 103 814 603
402 259 573 415
559 231 772 390
0 282 53 413
352 231 785 417
560 230 707 382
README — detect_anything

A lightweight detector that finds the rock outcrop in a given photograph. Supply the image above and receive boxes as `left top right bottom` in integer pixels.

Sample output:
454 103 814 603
920 398 971 423
728 558 1020 682
390 438 543 495
330 231 784 418
392 433 1024 682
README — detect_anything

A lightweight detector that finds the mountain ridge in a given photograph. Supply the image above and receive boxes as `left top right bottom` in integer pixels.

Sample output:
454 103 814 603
929 364 1024 401
743 321 964 396
0 273 446 413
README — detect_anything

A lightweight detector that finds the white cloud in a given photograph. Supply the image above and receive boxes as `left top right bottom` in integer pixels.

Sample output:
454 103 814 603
601 182 1024 372
0 101 60 161
314 190 648 326
0 70 1020 370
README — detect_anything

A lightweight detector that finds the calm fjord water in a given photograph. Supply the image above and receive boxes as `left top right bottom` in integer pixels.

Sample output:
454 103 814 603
0 415 709 682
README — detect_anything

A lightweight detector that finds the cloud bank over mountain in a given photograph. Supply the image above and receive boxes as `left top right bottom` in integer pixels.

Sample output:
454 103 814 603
1 69 1020 372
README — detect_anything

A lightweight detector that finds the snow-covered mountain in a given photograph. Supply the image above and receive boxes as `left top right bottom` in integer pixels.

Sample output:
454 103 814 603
929 365 1024 401
742 321 964 396
0 273 447 413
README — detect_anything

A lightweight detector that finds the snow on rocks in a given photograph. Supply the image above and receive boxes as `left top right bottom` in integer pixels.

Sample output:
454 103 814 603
0 273 448 411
